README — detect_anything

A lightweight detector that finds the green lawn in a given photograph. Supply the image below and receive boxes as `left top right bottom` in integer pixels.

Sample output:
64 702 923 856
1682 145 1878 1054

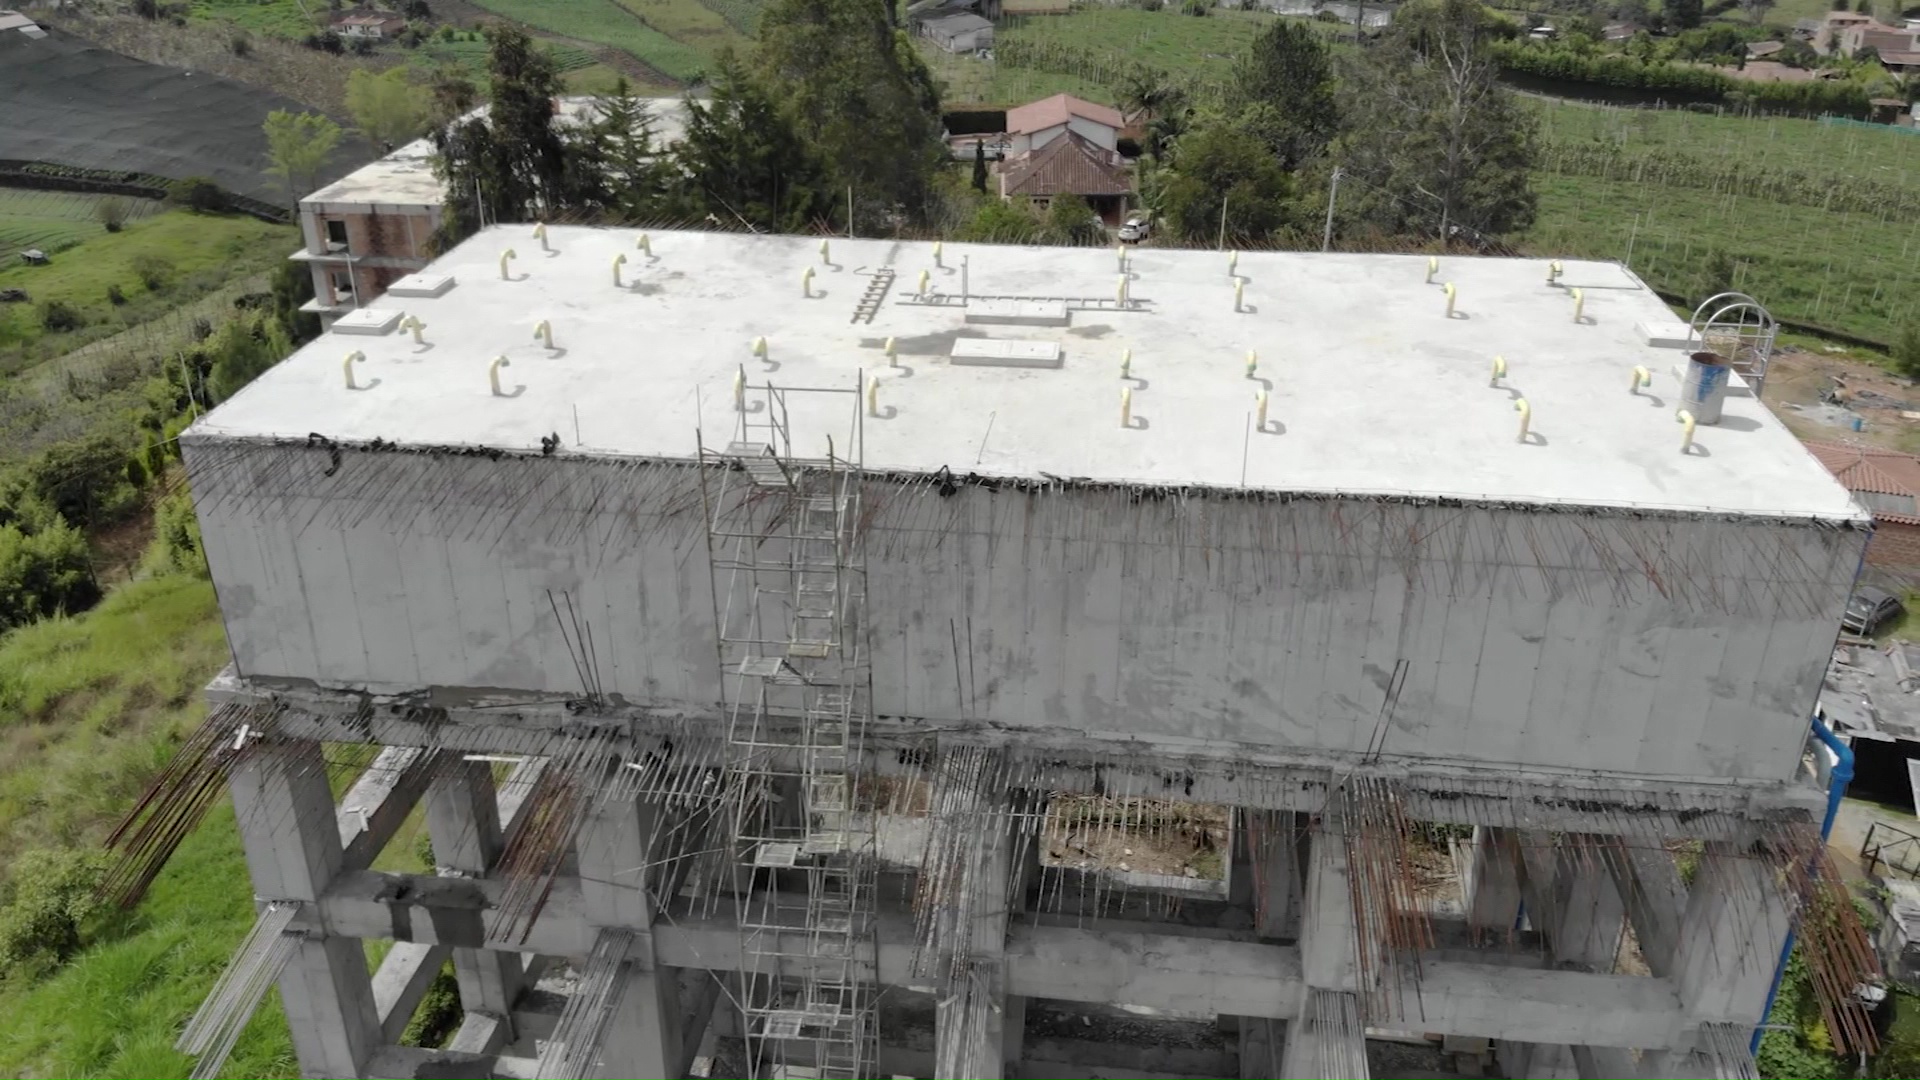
0 189 163 263
0 209 296 373
609 0 747 60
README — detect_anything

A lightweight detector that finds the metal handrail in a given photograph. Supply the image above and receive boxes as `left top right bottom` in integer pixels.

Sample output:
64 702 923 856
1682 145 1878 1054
1861 819 1920 879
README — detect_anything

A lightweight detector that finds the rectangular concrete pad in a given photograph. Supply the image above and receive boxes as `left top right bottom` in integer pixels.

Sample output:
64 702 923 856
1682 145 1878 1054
194 226 1863 521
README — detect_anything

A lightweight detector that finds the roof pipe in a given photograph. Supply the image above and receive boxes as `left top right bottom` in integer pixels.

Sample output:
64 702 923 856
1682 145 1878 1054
1120 386 1132 427
612 252 627 287
637 233 652 257
1116 243 1127 272
734 365 746 411
884 336 898 367
1235 279 1245 313
1490 354 1507 387
534 320 554 350
819 238 832 264
1630 365 1651 394
1117 274 1128 307
866 375 880 417
1678 409 1697 454
488 355 511 396
533 222 549 253
802 266 816 298
1245 350 1258 379
1571 287 1586 324
1514 398 1531 443
1444 282 1458 319
1425 256 1438 285
1752 712 1855 1055
1256 390 1270 431
499 248 516 280
1120 347 1131 380
1228 250 1239 278
933 240 944 269
343 350 365 389
1547 260 1563 284
400 315 426 345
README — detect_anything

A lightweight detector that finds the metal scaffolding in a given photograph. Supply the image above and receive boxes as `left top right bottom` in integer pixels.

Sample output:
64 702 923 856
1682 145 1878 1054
699 369 878 1079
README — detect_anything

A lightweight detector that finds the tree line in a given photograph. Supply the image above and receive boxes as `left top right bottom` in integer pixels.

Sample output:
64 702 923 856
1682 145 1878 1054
1136 0 1539 248
428 4 945 245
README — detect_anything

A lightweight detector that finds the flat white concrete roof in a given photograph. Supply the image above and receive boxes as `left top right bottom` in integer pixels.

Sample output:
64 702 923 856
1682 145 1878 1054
300 98 695 210
194 225 1867 520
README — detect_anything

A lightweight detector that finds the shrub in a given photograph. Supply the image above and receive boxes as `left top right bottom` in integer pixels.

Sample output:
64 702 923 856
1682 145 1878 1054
38 300 81 332
151 492 205 575
0 519 100 633
304 29 345 54
0 848 109 982
1894 324 1920 381
131 253 174 291
105 284 126 306
95 197 130 232
350 35 376 56
230 31 252 57
19 434 137 530
166 176 228 213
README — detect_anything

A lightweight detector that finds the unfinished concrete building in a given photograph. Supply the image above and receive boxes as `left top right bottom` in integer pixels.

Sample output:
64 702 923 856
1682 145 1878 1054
115 226 1884 1079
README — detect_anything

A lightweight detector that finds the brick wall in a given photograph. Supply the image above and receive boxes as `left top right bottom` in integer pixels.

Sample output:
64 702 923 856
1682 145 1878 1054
1868 519 1920 570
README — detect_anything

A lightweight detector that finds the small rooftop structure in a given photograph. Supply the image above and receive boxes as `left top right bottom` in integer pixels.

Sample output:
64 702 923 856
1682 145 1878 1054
921 11 994 51
205 225 1862 520
1006 93 1124 137
1747 39 1785 57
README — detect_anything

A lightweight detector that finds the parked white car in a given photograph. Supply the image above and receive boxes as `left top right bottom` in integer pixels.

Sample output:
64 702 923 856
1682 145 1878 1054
1118 212 1151 243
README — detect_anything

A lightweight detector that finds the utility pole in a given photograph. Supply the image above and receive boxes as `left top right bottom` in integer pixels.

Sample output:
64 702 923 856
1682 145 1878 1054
1322 166 1342 253
1217 193 1230 251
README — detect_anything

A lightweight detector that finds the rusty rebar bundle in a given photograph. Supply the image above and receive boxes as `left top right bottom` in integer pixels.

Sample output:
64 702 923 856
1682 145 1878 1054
99 701 284 909
1337 775 1433 1023
488 727 620 945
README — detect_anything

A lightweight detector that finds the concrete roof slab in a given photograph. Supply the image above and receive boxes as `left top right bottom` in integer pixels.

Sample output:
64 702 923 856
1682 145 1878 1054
191 225 1866 521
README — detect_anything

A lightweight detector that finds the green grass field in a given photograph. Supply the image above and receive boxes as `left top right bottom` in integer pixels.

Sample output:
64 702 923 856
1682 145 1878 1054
461 0 712 80
609 0 746 59
1521 99 1920 344
0 572 296 1079
185 0 321 37
0 189 163 262
1534 97 1920 178
917 41 1112 107
0 209 295 372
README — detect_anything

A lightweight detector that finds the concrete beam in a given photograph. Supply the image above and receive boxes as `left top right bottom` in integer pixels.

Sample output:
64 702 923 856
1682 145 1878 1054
339 746 438 871
312 871 1691 1049
372 942 451 1043
1463 826 1523 939
227 672 1816 842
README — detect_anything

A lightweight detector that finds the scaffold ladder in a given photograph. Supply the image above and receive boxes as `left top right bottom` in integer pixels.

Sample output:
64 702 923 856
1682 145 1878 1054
699 374 878 1079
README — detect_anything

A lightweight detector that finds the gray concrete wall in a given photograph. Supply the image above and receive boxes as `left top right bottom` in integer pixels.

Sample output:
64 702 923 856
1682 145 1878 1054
182 441 1865 781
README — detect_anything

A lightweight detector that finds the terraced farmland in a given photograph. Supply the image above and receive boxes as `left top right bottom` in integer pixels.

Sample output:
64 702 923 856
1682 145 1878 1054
0 188 161 261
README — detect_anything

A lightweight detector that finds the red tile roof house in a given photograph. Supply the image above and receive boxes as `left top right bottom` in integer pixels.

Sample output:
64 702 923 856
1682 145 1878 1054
996 94 1132 223
1807 442 1920 569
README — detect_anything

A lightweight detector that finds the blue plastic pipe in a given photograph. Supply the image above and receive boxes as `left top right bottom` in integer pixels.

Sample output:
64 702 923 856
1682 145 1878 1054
1750 712 1854 1054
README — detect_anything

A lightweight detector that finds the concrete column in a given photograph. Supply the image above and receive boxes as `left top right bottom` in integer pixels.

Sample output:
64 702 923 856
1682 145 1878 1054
1603 841 1687 978
1464 826 1523 940
1672 842 1792 1025
1299 820 1362 993
934 798 1015 1080
1232 809 1297 940
424 759 525 1049
1002 993 1027 1077
1573 1043 1647 1079
1516 834 1626 971
576 792 712 1079
229 740 380 1080
1238 1016 1285 1078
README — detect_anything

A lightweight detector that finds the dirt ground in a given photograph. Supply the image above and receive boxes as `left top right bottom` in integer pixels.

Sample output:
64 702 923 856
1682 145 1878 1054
1041 796 1228 880
1766 345 1920 454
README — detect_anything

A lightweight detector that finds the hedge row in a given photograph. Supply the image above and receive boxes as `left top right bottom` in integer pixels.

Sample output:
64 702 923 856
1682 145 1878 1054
1492 42 1873 117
